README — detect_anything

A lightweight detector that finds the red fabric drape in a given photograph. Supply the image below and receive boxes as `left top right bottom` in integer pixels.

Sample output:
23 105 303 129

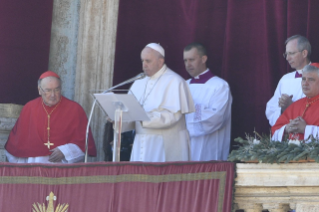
0 161 234 212
113 0 319 145
0 0 53 104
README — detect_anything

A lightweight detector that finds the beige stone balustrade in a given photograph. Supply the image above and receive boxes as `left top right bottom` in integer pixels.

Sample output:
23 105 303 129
0 104 23 162
234 163 319 212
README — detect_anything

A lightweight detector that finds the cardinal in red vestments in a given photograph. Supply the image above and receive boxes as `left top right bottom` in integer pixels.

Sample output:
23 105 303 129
5 71 96 163
272 63 319 142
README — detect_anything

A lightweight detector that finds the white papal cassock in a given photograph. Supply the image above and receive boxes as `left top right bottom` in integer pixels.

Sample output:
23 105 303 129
125 65 194 162
186 70 232 161
266 70 304 126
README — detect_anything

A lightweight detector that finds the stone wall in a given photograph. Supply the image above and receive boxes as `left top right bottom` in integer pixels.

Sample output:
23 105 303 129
0 104 23 161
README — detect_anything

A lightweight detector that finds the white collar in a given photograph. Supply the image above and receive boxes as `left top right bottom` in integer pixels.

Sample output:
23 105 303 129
194 69 209 79
150 64 166 79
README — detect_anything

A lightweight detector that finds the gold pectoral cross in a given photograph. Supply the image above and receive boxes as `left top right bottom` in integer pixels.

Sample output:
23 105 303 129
44 114 54 149
44 141 54 149
42 100 61 150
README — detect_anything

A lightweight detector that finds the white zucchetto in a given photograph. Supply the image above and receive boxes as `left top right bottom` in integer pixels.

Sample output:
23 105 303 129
145 43 165 57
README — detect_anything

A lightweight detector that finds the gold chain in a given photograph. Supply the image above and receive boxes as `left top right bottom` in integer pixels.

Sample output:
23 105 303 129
301 96 319 117
42 98 61 149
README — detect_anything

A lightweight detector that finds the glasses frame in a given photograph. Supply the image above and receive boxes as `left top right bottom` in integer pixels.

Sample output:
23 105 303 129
283 51 302 58
39 86 62 95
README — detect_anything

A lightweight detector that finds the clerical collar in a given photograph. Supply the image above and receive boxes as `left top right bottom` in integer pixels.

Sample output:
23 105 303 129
43 96 63 109
306 94 319 101
194 69 209 79
141 65 166 106
300 94 319 118
295 71 302 78
190 69 214 84
149 64 166 79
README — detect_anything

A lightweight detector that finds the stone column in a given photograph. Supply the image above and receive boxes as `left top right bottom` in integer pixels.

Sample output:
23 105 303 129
49 0 81 100
74 0 119 161
49 0 119 161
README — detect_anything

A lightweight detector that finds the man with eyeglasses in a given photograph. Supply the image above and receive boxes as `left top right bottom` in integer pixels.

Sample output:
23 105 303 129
266 35 311 126
5 71 96 163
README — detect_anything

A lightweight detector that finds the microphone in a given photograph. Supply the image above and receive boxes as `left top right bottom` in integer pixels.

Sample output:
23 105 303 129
84 72 146 162
102 72 146 93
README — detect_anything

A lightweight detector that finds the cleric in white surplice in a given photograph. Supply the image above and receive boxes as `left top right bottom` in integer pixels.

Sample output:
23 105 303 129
123 43 194 162
183 43 232 161
265 35 311 126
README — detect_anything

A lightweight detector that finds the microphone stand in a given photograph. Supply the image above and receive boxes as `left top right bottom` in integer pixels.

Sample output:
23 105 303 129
84 73 145 162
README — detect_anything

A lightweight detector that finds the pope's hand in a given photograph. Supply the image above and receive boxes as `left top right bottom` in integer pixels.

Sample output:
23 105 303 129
279 94 293 113
49 148 65 162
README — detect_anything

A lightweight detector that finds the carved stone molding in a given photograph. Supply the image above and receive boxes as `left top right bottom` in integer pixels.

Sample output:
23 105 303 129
262 203 290 212
295 203 319 212
234 163 319 212
236 203 263 212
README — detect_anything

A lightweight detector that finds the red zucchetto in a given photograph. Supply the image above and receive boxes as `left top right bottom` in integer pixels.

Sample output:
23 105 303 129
311 63 319 68
39 71 60 79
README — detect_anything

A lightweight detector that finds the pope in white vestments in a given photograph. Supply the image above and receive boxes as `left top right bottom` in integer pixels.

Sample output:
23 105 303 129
125 43 194 162
266 35 311 126
183 43 232 161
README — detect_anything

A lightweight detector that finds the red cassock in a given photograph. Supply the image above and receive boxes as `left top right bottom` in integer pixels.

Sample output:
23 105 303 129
272 94 319 140
5 96 97 157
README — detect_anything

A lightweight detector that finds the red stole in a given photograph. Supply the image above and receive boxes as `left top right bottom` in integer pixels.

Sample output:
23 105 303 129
5 96 96 157
272 94 319 140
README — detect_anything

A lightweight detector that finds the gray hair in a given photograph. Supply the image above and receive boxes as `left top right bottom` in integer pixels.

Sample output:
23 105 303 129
157 53 164 60
37 76 62 87
285 35 311 59
302 64 319 76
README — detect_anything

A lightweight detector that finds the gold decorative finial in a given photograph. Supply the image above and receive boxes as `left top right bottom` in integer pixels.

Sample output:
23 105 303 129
32 192 69 212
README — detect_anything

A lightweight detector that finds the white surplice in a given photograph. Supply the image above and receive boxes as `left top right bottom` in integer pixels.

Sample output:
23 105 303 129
5 143 84 163
186 75 232 161
272 124 319 142
266 70 305 126
125 65 194 162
